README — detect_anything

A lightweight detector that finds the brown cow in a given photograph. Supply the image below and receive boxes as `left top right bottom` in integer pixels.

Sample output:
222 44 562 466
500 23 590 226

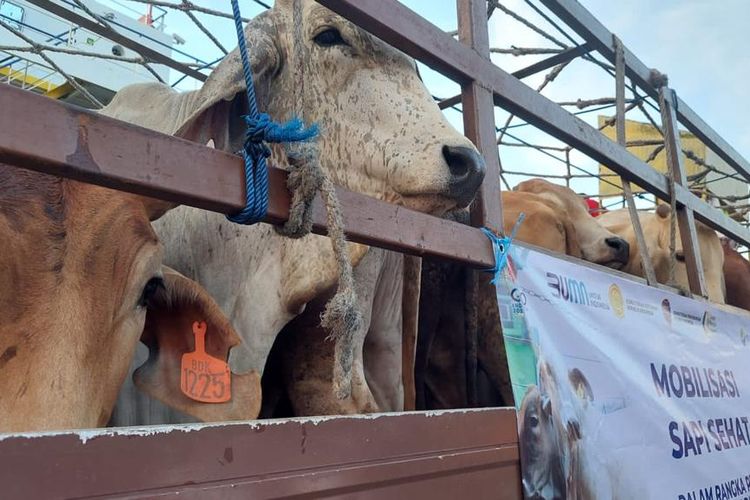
417 179 630 410
518 361 602 500
0 166 257 432
598 205 725 303
721 238 750 311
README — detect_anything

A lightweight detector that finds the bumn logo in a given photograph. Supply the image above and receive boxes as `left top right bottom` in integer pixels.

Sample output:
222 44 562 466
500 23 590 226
546 272 590 305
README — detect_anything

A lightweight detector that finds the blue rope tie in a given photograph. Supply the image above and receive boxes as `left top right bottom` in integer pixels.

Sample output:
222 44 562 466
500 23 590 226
227 0 319 225
481 213 526 284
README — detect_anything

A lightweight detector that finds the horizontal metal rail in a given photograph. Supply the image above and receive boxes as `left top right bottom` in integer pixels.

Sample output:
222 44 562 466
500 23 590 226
317 0 750 247
0 84 494 268
540 0 750 185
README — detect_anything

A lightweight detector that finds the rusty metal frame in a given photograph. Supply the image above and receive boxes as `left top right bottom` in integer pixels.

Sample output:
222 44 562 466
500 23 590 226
0 0 749 492
613 35 657 286
0 409 522 498
540 0 750 184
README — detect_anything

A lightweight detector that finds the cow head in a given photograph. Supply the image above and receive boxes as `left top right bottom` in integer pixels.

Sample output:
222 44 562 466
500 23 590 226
519 384 567 500
653 205 725 303
174 0 485 215
598 205 726 303
0 167 257 432
514 179 630 268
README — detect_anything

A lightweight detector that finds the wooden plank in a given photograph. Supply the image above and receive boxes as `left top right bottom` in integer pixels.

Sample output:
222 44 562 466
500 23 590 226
317 0 750 247
0 85 495 268
0 409 521 499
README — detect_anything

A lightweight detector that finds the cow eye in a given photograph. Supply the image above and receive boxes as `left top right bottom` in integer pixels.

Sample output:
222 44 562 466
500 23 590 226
529 415 539 428
138 277 164 308
675 252 685 262
314 28 348 47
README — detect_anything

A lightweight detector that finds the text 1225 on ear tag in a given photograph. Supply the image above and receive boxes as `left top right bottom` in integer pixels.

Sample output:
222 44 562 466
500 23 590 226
180 321 231 403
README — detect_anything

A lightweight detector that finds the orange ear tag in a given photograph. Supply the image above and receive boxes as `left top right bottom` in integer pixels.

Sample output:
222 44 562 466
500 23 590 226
180 321 231 403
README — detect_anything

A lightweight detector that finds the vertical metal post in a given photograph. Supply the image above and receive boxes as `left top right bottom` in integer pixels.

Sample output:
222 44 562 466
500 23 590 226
613 35 657 285
659 86 708 297
457 0 503 233
457 0 503 409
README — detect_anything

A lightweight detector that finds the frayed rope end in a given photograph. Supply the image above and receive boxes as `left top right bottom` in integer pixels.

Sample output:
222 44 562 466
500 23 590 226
320 287 362 400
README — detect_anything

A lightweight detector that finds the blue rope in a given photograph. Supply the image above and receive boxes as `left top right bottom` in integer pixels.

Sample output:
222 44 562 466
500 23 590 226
481 213 526 284
227 0 319 225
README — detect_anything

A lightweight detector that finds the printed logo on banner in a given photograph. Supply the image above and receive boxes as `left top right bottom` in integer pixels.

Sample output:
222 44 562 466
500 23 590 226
546 272 589 305
608 284 624 318
740 328 748 346
545 272 611 311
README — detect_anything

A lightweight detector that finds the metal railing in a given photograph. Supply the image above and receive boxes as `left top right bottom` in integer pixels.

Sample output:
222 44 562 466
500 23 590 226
1 0 749 296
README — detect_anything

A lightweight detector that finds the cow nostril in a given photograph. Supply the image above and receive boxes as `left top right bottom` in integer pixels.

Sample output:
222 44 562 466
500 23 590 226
605 237 630 262
443 145 469 177
443 145 486 207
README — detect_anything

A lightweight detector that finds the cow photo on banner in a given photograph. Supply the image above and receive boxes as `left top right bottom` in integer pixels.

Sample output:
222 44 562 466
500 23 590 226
496 245 750 500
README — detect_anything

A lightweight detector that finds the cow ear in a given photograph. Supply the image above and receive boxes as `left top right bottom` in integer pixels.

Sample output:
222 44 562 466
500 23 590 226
656 203 671 219
560 217 583 258
134 267 261 422
174 10 281 150
567 419 582 440
541 394 552 417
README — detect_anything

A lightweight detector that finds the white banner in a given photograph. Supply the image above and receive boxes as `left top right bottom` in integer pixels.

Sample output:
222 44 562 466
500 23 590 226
497 245 750 500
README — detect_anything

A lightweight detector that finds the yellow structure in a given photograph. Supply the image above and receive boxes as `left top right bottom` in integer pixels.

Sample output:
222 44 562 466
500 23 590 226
0 65 72 99
598 116 707 197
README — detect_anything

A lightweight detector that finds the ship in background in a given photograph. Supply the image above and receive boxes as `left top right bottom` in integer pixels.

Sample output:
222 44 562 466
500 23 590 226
0 0 174 107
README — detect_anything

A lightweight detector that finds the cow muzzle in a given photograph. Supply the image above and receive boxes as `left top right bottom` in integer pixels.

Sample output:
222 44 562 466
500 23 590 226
605 236 630 267
443 145 486 207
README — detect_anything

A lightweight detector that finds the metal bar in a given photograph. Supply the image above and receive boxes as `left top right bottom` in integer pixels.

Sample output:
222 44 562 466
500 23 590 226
438 43 591 109
614 35 657 286
317 0 750 247
540 0 750 184
0 409 521 499
457 0 503 233
510 42 591 80
0 85 494 268
456 0 503 414
438 94 462 110
660 86 708 297
25 0 207 82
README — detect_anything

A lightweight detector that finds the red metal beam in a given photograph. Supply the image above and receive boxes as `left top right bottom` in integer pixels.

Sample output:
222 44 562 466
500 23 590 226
457 0 503 233
0 85 495 268
0 409 521 499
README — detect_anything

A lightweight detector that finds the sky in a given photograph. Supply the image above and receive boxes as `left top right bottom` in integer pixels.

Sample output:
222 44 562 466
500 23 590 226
97 0 750 204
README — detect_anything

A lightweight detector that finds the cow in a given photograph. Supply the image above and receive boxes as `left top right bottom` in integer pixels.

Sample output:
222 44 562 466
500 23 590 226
417 179 630 410
518 360 606 500
0 165 256 432
102 0 485 423
597 204 725 303
721 238 750 311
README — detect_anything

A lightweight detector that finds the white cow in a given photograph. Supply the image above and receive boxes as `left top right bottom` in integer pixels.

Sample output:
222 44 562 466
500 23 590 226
103 0 484 423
